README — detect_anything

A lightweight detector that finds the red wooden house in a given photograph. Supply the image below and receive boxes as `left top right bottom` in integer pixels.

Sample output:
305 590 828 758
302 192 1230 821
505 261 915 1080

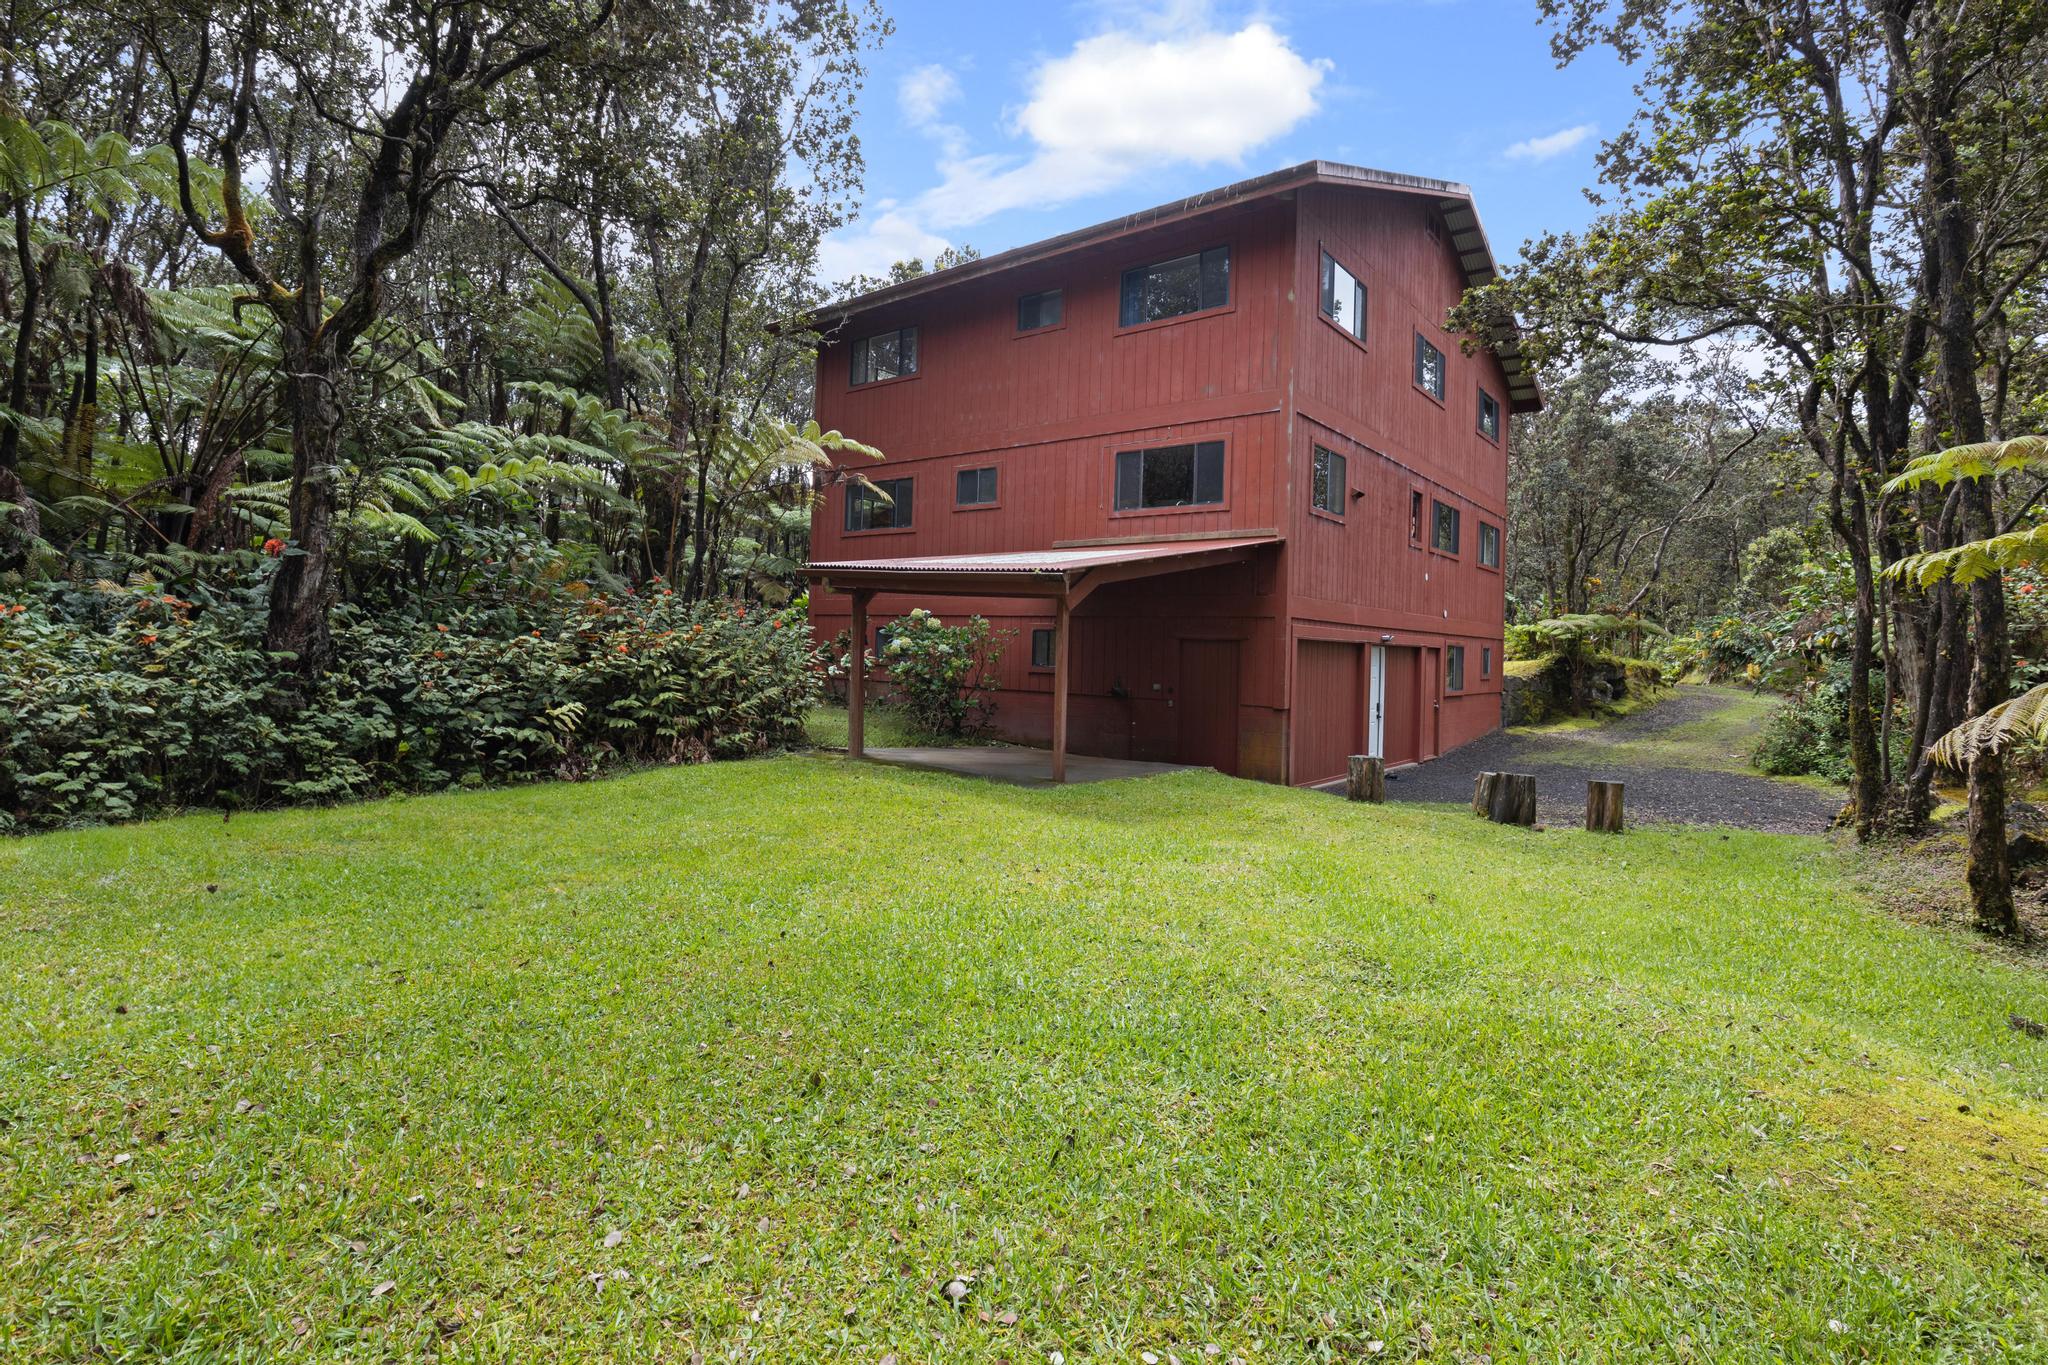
803 161 1539 784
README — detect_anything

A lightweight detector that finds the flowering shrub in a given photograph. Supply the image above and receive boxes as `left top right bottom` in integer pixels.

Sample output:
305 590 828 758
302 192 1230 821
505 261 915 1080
876 608 1009 737
0 582 818 832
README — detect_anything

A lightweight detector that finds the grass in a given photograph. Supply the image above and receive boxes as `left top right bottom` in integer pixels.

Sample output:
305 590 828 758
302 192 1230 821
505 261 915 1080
804 702 996 750
5 757 2048 1361
1515 683 1839 783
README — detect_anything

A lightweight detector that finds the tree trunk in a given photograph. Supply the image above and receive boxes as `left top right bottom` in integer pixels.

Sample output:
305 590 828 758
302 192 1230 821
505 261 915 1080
1586 780 1625 833
0 198 43 563
263 338 344 672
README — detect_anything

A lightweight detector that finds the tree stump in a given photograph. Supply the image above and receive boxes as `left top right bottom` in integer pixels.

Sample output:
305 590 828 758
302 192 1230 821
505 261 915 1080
1346 755 1386 802
1586 780 1625 833
1476 771 1537 826
1473 771 1498 815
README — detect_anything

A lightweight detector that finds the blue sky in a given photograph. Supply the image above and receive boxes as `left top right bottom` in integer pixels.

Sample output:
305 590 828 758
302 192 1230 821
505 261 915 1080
818 0 1640 285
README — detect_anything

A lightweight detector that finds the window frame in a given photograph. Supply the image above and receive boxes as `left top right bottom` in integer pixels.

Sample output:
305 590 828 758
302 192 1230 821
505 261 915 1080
953 464 1000 510
1413 332 1447 403
1310 444 1348 520
1477 388 1502 443
1015 288 1065 335
1115 244 1233 333
1110 438 1228 516
1029 627 1056 671
1482 646 1493 679
1408 487 1426 546
1430 498 1462 556
848 325 921 388
1446 644 1466 693
844 475 915 534
1478 521 1501 570
1317 247 1368 347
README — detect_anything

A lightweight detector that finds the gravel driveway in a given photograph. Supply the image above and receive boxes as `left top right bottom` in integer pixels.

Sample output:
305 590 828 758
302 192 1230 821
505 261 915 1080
1370 686 1844 834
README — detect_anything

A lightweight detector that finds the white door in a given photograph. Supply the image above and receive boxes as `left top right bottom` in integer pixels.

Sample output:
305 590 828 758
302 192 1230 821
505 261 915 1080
1368 646 1387 759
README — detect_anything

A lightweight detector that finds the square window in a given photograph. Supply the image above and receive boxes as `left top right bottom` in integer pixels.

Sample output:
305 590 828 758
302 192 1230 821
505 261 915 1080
1414 333 1445 401
1114 440 1225 510
851 326 919 386
1319 251 1367 342
1119 246 1230 327
1479 522 1500 568
1017 289 1063 331
955 466 998 506
1031 627 1056 669
845 476 913 532
1478 389 1501 441
1447 645 1465 692
1431 499 1460 554
1311 445 1346 516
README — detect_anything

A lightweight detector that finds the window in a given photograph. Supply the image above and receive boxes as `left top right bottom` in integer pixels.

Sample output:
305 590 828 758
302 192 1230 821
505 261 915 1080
1319 251 1367 342
1311 445 1346 516
1478 389 1501 442
1447 645 1465 692
955 466 998 506
874 626 894 658
850 326 918 386
1017 289 1063 331
850 327 919 386
1031 627 1056 669
1409 490 1424 543
1414 333 1445 400
1478 521 1500 568
1119 246 1230 327
1431 499 1460 554
1482 646 1493 678
845 476 913 532
1114 440 1225 511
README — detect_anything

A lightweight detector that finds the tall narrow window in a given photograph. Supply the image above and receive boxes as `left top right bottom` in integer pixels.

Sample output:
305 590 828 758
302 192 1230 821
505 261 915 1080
1114 440 1225 510
1482 646 1493 678
1311 445 1346 516
1446 645 1465 692
1478 522 1501 568
1409 490 1424 543
1431 499 1461 554
1478 389 1501 441
1119 246 1230 327
955 466 998 506
845 476 914 531
1031 627 1056 669
1318 251 1367 342
850 326 919 386
1016 289 1063 331
1414 333 1445 400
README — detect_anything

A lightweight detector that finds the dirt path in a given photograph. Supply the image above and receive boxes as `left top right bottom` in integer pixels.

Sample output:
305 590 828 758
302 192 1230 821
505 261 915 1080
1376 685 1843 833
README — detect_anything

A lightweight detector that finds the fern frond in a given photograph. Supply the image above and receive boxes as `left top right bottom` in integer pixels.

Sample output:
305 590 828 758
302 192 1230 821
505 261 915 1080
1883 435 2048 495
1929 683 2048 768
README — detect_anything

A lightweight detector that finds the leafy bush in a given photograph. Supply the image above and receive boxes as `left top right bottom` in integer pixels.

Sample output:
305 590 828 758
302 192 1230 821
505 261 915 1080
0 581 819 832
876 608 1009 737
1753 661 1857 782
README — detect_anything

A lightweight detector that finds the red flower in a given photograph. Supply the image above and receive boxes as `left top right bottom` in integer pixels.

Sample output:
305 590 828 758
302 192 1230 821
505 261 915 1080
262 537 285 557
616 642 630 654
771 619 783 630
140 633 158 645
531 630 543 638
436 623 449 633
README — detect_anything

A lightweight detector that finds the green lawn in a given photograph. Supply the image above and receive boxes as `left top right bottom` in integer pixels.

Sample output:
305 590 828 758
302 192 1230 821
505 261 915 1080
804 703 994 751
4 758 2046 1361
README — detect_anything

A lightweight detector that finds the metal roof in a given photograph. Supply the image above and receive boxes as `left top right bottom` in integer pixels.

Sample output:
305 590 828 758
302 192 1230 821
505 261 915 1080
810 159 1541 413
807 537 1279 576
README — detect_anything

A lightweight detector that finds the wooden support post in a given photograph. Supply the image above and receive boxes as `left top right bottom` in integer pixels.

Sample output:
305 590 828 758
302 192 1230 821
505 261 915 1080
1346 755 1385 802
847 590 872 760
1586 780 1625 833
1051 594 1071 783
1474 771 1536 826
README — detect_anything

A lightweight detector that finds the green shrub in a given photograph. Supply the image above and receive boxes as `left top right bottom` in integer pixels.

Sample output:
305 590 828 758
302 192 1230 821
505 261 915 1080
1753 663 1856 782
876 608 1009 738
0 582 819 832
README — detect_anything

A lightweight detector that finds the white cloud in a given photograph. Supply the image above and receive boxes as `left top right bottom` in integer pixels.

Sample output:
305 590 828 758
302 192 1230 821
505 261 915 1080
1504 123 1596 162
821 8 1325 284
815 202 955 285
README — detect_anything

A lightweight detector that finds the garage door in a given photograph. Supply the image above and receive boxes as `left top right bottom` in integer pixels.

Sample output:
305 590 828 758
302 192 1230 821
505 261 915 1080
1293 640 1364 785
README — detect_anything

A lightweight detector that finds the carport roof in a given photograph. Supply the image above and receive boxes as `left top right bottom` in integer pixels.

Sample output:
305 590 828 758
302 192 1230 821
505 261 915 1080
804 535 1281 602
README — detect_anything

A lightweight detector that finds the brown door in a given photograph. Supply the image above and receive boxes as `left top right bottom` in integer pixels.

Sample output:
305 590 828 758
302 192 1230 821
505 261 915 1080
1382 646 1421 767
1177 639 1240 774
1293 640 1363 785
